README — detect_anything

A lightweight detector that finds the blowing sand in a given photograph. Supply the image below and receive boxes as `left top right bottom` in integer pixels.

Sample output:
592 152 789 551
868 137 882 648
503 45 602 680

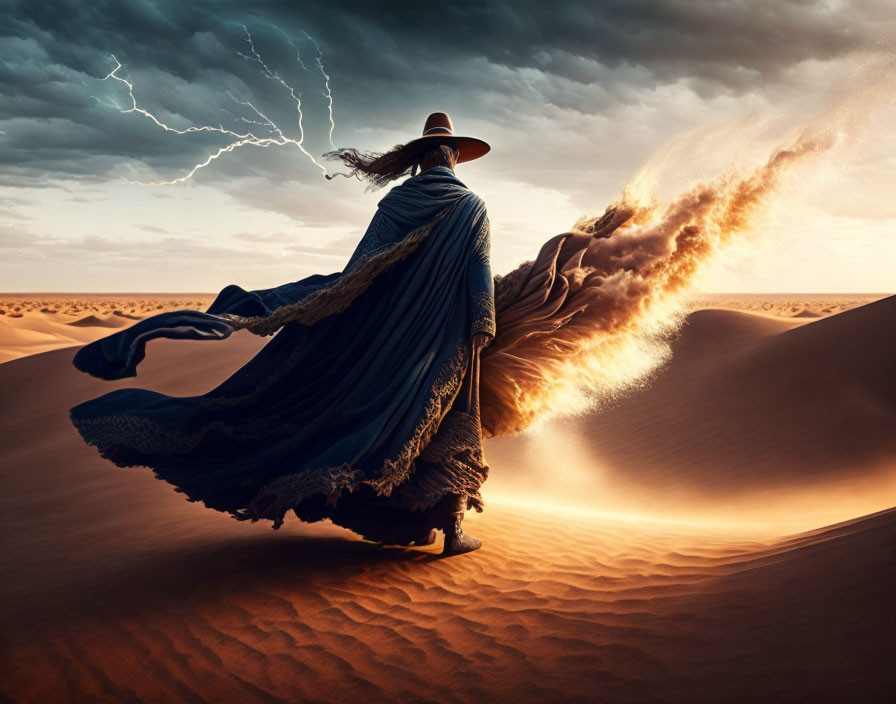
0 295 894 702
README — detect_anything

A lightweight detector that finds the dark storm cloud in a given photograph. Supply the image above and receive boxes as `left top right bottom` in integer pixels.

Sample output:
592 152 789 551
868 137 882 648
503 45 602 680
1 0 891 196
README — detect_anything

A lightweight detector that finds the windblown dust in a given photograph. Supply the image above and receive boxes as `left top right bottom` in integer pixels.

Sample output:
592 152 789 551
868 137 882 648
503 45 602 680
480 73 892 437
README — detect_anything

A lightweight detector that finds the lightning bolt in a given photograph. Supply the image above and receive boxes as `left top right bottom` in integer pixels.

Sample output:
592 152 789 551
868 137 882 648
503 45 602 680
237 26 328 172
99 23 338 186
101 56 266 141
302 30 337 149
272 25 308 70
274 25 337 149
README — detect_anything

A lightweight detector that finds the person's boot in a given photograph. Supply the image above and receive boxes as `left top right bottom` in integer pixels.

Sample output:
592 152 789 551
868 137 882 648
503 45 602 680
441 493 482 556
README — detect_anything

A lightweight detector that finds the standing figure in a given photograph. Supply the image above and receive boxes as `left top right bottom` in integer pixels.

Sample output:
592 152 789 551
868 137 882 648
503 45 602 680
70 112 495 556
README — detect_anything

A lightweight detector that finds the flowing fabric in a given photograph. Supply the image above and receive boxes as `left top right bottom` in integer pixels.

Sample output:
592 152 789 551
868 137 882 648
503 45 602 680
478 206 628 437
70 166 497 543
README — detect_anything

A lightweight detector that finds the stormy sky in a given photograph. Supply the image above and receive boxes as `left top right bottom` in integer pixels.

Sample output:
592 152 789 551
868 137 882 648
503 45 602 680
2 0 895 292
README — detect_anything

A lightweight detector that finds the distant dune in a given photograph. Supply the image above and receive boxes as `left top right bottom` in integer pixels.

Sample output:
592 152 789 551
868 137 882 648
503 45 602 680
0 294 215 364
66 313 131 328
694 292 887 319
791 307 822 318
0 296 893 702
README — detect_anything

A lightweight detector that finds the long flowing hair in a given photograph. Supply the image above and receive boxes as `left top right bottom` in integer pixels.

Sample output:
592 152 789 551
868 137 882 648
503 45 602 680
324 139 459 191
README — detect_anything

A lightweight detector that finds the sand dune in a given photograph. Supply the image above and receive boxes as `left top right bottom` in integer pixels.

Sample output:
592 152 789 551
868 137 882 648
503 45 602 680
484 296 896 528
0 319 68 348
790 307 822 318
0 297 893 701
0 294 215 364
66 313 132 328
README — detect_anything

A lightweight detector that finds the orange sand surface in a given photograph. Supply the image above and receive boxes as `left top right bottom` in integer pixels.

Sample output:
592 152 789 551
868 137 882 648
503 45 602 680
691 292 888 320
1 296 894 702
0 294 214 364
486 296 896 530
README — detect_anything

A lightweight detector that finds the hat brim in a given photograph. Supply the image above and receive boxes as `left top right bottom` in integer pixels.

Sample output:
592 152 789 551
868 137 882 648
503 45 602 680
405 134 491 164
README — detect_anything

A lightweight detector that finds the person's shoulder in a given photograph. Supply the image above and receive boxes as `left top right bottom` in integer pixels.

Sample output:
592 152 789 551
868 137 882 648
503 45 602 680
461 189 486 211
387 167 485 208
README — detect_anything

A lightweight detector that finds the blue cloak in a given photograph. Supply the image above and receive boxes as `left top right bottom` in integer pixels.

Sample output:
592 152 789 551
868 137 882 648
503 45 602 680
69 166 497 543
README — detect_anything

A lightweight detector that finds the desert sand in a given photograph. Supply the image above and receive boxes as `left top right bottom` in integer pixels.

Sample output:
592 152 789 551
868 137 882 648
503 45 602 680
0 295 894 702
0 294 214 364
486 295 896 530
692 292 888 320
0 293 886 366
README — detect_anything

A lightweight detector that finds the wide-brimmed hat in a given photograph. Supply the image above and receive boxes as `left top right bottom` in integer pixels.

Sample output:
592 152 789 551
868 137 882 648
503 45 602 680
404 112 490 164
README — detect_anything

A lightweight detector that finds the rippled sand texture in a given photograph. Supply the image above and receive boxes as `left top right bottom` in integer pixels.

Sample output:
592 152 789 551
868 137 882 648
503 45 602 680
2 497 893 703
0 296 894 702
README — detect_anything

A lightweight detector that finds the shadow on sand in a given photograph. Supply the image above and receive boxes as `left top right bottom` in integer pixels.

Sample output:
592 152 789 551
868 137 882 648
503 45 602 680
9 532 450 629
